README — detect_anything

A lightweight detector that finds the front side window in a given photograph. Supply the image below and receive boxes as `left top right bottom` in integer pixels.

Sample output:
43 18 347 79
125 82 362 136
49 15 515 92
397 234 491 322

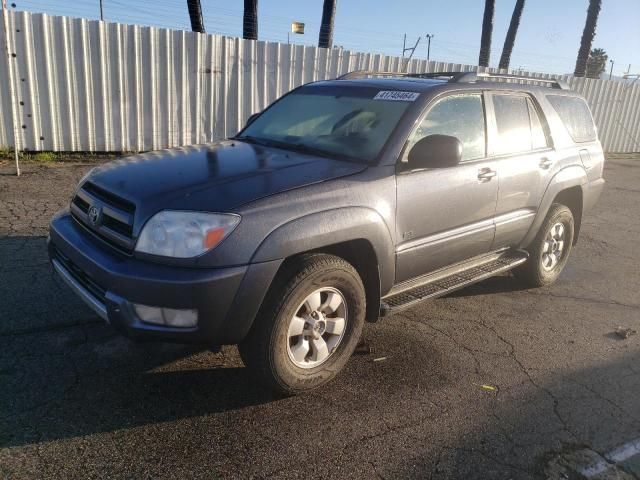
238 86 414 163
493 94 533 155
546 95 596 143
408 94 486 161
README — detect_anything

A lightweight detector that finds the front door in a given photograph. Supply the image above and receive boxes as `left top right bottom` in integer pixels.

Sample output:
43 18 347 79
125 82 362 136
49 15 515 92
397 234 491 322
395 92 499 284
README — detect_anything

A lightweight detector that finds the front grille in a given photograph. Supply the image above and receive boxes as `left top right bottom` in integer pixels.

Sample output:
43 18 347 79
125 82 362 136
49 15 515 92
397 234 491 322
82 182 136 214
70 181 136 253
52 246 107 302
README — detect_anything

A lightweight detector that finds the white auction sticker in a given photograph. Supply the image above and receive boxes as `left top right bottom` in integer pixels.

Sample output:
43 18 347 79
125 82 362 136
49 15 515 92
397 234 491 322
373 90 420 101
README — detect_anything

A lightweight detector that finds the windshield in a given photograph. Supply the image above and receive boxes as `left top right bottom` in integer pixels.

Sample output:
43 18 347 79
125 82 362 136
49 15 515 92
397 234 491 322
237 86 416 162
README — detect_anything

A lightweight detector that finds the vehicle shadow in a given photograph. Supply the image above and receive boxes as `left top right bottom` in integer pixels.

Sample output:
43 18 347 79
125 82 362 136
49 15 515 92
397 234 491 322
0 235 281 448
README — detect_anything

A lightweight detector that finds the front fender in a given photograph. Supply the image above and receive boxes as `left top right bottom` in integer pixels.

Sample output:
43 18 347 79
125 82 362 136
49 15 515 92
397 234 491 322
520 165 587 248
251 207 396 294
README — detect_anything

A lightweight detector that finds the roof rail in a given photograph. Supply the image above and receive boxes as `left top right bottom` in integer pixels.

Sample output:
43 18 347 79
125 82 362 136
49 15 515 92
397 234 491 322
337 70 568 89
336 70 476 81
337 71 408 80
474 72 568 89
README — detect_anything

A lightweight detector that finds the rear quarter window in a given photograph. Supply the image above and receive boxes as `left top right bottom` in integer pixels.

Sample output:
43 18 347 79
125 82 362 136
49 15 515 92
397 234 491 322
546 95 596 143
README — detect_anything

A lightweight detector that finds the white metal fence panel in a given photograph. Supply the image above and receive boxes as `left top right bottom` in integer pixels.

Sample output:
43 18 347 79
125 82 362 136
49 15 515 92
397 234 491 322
0 11 638 153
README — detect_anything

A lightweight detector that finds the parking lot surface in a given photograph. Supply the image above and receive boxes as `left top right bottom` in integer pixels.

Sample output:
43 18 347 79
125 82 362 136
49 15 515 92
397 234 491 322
1 155 639 479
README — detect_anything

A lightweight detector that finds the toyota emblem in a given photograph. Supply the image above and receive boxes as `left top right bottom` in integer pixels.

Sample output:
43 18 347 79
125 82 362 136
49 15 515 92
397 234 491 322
88 205 100 226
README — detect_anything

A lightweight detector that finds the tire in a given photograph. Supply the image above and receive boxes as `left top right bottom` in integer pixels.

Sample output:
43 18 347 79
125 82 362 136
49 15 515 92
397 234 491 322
515 203 575 288
238 254 366 395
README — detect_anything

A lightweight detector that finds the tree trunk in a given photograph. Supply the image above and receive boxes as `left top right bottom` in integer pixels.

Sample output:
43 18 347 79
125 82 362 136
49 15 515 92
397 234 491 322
574 0 602 77
478 0 495 67
498 0 525 70
243 0 258 40
318 0 337 48
186 0 205 33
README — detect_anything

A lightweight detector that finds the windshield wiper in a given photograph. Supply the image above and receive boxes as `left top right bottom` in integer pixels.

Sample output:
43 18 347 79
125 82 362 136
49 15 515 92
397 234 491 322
232 135 273 147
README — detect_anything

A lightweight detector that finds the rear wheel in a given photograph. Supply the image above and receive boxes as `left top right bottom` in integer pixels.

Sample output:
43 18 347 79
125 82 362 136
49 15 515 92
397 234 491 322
515 203 574 287
239 254 366 395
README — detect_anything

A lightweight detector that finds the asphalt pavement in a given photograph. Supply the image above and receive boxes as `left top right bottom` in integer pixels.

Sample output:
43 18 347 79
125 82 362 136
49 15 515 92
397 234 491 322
1 155 639 479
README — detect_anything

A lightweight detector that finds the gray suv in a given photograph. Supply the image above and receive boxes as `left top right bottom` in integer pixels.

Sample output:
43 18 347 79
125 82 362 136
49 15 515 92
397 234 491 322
49 71 605 394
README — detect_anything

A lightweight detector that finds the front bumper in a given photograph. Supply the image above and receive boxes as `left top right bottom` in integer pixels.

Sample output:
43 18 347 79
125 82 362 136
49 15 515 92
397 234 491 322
49 211 280 344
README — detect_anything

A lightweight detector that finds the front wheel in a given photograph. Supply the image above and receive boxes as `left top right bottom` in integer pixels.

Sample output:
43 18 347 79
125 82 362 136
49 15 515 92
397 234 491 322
515 203 575 288
239 254 366 395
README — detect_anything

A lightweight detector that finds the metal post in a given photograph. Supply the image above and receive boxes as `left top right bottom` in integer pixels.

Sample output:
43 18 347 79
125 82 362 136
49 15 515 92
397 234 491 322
426 33 434 62
402 34 406 60
1 1 20 176
99 0 103 20
609 59 614 80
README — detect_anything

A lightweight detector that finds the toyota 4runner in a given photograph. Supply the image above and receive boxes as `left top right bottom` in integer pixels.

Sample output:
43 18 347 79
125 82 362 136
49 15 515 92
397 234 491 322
49 71 605 394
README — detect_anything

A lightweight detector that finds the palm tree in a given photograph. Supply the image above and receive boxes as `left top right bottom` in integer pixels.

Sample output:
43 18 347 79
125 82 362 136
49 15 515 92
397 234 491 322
243 0 258 40
318 0 337 48
586 47 608 78
186 0 205 33
574 0 602 77
478 0 495 67
498 0 525 71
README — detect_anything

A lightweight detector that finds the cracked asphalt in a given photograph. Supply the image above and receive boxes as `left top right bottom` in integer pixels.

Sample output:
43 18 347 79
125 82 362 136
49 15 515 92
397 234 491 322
1 155 639 479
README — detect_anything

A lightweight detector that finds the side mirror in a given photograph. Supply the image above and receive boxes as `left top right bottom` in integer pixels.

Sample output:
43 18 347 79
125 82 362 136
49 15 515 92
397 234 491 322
245 112 260 128
407 134 462 169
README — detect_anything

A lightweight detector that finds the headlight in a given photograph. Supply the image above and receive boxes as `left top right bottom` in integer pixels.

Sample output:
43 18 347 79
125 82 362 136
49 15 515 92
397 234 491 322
135 211 240 258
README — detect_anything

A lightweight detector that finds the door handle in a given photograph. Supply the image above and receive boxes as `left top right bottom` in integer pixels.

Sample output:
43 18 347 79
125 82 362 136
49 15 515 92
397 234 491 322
539 157 553 169
477 168 497 182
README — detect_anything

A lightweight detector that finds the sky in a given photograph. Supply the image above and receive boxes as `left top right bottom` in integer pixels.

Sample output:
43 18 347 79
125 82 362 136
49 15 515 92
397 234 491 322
9 0 640 77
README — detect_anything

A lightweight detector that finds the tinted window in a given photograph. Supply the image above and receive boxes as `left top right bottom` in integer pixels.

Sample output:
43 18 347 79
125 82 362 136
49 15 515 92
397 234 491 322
410 94 485 161
493 94 532 155
547 95 596 143
528 98 549 150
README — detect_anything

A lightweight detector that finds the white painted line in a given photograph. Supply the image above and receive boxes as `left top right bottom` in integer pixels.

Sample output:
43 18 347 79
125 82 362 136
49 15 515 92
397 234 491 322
606 437 640 464
577 436 640 477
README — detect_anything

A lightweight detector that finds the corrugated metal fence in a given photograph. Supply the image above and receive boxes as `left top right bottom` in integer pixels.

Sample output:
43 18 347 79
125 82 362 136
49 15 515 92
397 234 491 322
0 10 638 153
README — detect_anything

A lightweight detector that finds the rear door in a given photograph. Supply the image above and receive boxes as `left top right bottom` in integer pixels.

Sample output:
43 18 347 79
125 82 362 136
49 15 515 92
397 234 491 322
487 92 555 249
395 92 499 283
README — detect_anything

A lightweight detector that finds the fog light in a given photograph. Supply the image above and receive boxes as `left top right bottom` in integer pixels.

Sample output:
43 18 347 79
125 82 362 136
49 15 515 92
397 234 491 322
133 304 198 328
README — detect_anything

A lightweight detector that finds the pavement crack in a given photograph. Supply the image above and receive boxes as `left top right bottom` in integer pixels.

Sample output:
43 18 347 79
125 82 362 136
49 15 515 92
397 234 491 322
523 290 639 310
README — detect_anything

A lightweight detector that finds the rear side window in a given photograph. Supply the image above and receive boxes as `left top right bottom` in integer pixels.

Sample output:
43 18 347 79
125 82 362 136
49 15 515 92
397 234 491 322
493 95 532 155
546 95 596 143
410 94 486 161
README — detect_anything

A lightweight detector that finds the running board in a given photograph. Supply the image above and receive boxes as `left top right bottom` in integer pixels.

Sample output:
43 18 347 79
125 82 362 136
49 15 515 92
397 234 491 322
380 250 529 316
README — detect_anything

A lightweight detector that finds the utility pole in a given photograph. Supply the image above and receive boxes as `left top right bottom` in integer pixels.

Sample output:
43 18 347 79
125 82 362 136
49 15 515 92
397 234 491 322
186 0 205 33
401 34 421 71
425 33 434 62
99 0 103 20
609 59 614 80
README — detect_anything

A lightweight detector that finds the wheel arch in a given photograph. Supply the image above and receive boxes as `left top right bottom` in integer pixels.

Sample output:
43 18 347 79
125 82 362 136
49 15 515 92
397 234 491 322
251 207 396 322
520 165 587 249
553 185 583 245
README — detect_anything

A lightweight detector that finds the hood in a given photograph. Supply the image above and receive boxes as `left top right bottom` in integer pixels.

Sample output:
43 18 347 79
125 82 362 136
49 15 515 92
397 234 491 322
84 140 367 222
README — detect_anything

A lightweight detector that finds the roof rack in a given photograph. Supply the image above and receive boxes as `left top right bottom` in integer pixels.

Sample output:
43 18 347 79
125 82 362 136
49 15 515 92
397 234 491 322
337 70 568 89
475 72 568 90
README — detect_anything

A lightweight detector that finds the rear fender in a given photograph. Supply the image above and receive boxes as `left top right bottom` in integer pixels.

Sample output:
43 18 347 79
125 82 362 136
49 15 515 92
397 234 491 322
520 165 587 249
